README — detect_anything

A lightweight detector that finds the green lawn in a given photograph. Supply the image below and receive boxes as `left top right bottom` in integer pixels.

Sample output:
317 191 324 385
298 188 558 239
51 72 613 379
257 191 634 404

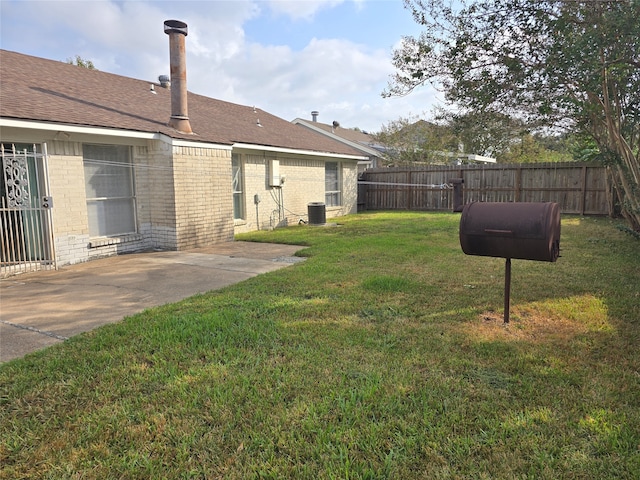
1 212 639 479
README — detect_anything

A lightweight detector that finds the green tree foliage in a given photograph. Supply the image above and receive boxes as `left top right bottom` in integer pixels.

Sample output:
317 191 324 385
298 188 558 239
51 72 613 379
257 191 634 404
434 108 520 160
376 110 574 165
374 116 459 166
386 0 640 230
502 133 574 164
66 55 96 70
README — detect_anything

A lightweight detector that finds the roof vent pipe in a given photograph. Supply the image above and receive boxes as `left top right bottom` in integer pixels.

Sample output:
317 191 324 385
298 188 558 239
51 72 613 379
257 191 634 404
311 111 319 122
164 20 192 134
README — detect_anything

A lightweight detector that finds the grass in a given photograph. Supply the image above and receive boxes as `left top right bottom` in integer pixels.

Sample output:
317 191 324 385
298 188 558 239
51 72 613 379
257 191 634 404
1 211 639 479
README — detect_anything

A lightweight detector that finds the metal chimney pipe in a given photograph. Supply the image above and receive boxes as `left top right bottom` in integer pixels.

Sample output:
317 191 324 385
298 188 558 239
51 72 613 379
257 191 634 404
311 111 319 122
164 20 192 134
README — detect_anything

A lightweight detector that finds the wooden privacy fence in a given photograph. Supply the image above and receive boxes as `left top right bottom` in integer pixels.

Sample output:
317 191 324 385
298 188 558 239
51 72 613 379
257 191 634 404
359 162 612 215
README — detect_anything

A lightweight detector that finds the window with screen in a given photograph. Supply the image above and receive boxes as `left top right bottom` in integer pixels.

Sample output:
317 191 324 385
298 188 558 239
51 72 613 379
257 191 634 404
325 161 341 207
83 144 136 237
232 154 245 220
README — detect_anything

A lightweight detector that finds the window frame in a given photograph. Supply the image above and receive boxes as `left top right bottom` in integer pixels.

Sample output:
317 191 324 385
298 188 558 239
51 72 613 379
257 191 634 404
232 153 245 220
83 144 137 238
325 161 342 207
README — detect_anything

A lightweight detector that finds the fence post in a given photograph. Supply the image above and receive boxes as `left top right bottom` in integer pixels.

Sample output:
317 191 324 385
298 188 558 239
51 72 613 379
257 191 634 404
450 178 464 212
407 170 412 210
581 165 587 215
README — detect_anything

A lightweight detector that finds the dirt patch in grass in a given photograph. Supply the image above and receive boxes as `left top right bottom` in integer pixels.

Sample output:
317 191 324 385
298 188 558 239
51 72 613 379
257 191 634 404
466 295 610 344
471 311 587 343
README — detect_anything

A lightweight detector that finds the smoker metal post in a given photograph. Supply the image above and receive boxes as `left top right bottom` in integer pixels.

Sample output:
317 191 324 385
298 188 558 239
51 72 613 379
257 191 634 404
504 258 511 323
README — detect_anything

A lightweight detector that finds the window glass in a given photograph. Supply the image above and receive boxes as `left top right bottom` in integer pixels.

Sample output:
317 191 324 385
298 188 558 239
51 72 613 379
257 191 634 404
232 154 244 220
83 144 136 237
325 161 341 206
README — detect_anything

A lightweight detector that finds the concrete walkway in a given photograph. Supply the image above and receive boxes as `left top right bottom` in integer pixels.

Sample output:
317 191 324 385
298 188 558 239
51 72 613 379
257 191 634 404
0 242 305 363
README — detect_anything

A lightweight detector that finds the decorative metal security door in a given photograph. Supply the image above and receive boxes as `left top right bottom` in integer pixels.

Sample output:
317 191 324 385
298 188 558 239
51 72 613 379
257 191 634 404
1 143 56 276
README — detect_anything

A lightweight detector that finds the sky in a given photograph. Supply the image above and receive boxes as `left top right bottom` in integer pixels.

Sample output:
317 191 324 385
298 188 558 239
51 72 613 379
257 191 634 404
0 0 442 133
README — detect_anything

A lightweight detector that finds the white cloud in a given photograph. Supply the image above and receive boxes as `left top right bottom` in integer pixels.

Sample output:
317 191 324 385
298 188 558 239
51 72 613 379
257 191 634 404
266 0 346 20
184 34 395 129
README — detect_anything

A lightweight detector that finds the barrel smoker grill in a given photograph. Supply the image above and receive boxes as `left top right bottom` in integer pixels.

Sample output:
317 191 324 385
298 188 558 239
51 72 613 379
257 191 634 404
459 202 561 323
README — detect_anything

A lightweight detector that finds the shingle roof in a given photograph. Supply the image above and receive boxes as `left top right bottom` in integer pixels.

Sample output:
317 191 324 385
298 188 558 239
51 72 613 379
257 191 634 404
0 50 363 157
292 118 385 156
305 122 376 145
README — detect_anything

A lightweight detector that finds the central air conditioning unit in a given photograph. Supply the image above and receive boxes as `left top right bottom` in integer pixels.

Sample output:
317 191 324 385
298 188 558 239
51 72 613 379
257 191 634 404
269 159 280 187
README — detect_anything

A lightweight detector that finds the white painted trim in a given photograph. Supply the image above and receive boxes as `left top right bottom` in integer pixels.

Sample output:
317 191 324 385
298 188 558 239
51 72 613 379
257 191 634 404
0 118 157 139
158 133 232 150
232 142 367 161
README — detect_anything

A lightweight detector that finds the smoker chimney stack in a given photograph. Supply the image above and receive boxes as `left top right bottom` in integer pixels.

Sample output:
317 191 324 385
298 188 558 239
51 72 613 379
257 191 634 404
164 20 192 134
311 111 319 122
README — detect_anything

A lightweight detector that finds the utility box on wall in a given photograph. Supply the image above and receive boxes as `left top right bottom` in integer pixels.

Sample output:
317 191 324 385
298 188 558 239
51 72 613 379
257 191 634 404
268 159 280 187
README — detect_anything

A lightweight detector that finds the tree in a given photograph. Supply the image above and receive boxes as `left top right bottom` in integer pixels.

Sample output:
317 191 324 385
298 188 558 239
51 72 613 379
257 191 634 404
386 0 640 231
433 108 524 160
374 116 459 166
501 133 575 164
66 55 96 70
377 110 573 165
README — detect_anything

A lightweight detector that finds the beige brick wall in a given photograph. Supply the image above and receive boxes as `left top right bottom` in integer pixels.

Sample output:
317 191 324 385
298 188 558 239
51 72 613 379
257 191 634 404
3 132 355 267
45 138 234 265
342 161 358 215
47 140 151 264
139 141 178 249
46 141 91 265
171 145 234 249
234 152 359 234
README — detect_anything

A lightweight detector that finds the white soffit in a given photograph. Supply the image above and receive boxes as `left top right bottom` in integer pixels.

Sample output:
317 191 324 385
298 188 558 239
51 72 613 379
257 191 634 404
232 142 367 161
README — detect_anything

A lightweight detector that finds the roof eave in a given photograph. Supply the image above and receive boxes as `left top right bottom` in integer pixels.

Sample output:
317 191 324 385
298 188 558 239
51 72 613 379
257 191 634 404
232 142 367 161
292 119 381 157
0 118 233 150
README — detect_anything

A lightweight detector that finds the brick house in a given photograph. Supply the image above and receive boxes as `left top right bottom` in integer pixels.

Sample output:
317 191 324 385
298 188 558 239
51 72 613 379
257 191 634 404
0 33 364 275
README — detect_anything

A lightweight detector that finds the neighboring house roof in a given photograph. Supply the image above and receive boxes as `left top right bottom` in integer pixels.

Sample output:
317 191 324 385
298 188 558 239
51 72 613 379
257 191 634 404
0 50 364 158
292 118 385 158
